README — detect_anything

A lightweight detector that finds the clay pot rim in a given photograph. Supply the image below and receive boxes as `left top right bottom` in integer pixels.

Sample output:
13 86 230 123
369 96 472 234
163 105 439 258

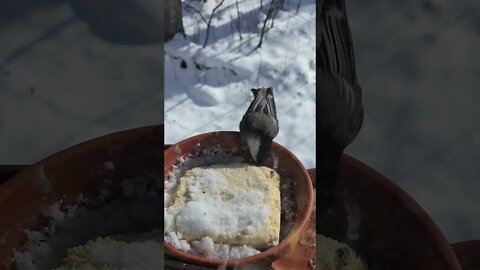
163 131 314 267
0 126 462 269
340 155 462 270
0 125 162 198
0 125 164 263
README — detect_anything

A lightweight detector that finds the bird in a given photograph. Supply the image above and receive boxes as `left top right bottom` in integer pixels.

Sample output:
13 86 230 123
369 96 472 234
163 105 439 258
317 0 364 231
239 87 279 164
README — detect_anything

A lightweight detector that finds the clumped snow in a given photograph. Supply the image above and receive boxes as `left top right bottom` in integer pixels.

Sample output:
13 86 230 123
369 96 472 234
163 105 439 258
165 0 316 169
164 150 298 260
12 177 163 269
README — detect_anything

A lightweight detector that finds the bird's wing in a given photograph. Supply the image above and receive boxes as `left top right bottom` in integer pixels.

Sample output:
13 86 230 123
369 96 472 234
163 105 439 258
316 0 364 235
246 88 278 122
318 0 358 86
246 89 267 114
265 87 277 120
317 0 363 147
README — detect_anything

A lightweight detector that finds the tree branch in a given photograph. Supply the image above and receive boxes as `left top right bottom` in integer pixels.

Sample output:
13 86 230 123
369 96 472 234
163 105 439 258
256 0 283 49
203 0 226 48
296 0 303 14
235 0 243 40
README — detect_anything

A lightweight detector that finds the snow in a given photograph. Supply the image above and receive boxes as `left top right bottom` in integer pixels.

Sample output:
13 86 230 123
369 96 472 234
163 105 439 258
316 235 366 270
164 163 277 259
168 165 274 246
0 2 162 165
165 0 316 169
13 178 164 269
164 150 298 260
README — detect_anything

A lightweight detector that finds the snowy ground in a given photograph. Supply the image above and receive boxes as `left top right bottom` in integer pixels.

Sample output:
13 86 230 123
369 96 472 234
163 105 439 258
0 1 163 164
164 0 316 169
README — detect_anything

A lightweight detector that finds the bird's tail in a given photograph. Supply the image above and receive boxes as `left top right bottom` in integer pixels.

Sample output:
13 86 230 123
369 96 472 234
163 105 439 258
247 88 277 119
318 0 358 86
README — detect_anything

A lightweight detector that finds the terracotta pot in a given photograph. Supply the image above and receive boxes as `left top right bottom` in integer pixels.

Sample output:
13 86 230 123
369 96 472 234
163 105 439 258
0 126 464 270
0 165 29 185
163 131 314 267
315 155 462 270
0 125 163 264
452 240 480 270
271 169 316 270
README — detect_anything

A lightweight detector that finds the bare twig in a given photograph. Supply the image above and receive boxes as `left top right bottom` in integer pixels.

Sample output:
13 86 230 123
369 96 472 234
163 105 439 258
256 0 283 48
203 0 226 48
257 11 270 48
235 0 243 40
269 0 284 28
296 0 303 14
255 52 263 86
